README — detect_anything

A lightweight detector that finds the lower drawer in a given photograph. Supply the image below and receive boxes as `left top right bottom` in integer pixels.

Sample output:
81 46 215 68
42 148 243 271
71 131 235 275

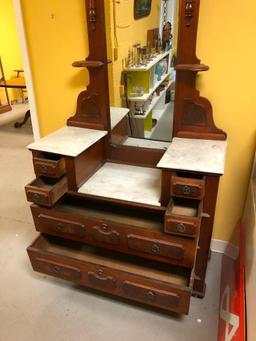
31 197 197 268
27 235 193 315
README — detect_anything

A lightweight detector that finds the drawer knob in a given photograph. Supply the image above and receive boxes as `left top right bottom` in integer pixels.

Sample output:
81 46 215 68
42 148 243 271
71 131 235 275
101 223 108 231
147 291 156 301
53 265 61 273
182 185 191 195
177 223 186 233
151 244 160 253
40 165 48 173
56 222 64 231
32 193 40 202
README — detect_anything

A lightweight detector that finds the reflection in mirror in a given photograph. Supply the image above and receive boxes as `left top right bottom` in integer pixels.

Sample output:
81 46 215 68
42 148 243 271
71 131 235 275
106 0 178 147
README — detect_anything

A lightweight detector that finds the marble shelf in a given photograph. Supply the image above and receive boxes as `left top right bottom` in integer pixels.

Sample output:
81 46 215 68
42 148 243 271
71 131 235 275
28 126 108 157
110 107 129 129
157 137 228 174
78 162 162 206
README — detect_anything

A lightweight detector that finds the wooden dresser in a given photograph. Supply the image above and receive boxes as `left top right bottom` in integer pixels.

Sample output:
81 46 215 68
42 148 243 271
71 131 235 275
25 0 227 315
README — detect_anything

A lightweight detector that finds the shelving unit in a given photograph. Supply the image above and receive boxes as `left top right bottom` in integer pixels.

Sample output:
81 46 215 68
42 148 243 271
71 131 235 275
124 49 174 140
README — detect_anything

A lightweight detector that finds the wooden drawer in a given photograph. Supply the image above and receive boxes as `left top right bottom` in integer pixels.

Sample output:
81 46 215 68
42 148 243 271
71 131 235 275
25 176 68 207
31 196 197 268
171 172 205 200
33 152 66 178
165 198 202 238
27 235 194 315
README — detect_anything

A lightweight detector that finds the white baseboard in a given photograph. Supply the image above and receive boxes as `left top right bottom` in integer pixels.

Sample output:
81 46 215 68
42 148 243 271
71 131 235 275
211 239 239 259
211 239 228 254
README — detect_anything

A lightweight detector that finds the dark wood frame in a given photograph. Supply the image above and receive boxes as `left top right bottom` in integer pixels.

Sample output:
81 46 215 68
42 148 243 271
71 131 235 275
67 0 226 147
134 0 153 19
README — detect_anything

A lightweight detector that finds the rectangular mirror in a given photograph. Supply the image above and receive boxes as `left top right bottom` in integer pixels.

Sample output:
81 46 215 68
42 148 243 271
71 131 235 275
106 0 179 147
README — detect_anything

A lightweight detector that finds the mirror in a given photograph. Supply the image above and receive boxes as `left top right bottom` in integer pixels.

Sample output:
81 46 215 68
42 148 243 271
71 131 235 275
106 0 179 147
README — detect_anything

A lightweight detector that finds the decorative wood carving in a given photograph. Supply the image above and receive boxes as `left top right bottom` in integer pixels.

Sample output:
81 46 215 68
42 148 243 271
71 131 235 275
89 0 97 31
184 0 194 26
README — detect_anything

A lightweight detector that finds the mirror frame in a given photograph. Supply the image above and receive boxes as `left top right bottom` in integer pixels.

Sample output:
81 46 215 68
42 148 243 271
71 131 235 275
68 0 226 159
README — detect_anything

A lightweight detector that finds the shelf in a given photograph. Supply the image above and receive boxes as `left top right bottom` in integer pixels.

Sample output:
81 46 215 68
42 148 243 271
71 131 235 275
131 79 174 120
144 102 172 139
128 70 173 102
175 64 209 72
123 50 171 72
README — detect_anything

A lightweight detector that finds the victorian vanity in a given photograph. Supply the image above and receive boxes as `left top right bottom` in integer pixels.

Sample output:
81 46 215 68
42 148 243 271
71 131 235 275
26 0 227 315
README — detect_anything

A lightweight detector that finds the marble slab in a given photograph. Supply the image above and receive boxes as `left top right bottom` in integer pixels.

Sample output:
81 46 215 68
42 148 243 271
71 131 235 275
28 126 108 157
123 137 170 150
110 107 129 130
78 162 162 206
157 137 228 174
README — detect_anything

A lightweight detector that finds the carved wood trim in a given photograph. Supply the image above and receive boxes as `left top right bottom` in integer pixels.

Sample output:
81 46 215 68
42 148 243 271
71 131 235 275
172 0 227 140
67 0 110 131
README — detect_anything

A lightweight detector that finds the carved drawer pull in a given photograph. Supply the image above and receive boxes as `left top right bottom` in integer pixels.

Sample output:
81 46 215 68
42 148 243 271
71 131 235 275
32 193 41 202
92 225 120 245
56 222 64 231
177 223 186 233
147 291 156 301
88 270 117 290
53 265 61 273
39 165 49 173
182 185 191 195
151 244 160 254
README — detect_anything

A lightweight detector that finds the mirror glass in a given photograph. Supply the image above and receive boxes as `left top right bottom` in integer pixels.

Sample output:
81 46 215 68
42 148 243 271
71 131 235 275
106 0 179 147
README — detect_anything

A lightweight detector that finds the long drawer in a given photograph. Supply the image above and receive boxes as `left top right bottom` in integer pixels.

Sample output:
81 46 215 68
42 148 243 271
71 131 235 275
31 197 197 268
27 235 194 315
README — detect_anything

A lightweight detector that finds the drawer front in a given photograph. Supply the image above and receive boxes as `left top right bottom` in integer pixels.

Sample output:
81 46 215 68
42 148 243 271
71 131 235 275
26 190 50 206
165 217 199 238
171 176 205 200
37 214 86 237
25 176 68 207
28 236 192 314
33 258 82 281
33 157 66 178
127 235 185 260
123 281 180 310
31 205 196 268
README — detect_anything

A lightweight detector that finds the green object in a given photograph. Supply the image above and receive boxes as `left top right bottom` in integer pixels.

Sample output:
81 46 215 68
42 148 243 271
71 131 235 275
144 111 152 132
126 70 151 97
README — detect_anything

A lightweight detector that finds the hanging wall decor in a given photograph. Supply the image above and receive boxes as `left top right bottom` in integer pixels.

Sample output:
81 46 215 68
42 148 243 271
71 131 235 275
134 0 152 19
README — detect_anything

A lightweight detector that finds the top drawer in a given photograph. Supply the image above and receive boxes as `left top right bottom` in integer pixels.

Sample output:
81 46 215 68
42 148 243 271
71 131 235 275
33 152 66 179
171 172 205 200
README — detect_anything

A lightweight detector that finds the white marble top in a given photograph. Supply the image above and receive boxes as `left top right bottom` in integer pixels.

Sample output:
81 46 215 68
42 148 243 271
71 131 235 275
123 137 170 150
78 162 162 206
28 126 108 157
157 137 228 174
110 107 129 130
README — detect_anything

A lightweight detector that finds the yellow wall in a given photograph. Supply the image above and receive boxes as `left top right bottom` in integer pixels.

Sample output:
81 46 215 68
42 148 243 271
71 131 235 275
21 0 89 136
107 0 160 106
197 0 256 241
21 0 256 241
0 0 23 101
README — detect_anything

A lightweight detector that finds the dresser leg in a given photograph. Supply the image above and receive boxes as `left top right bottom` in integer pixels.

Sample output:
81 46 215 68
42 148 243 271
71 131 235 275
192 281 206 298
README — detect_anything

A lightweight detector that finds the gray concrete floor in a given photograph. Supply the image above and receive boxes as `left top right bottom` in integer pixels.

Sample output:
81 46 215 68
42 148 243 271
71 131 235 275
0 109 221 341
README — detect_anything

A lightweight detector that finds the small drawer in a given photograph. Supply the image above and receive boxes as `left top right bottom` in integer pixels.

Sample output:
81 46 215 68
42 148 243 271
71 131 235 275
27 235 194 314
33 153 66 178
127 235 185 260
25 176 68 207
171 172 205 200
34 258 82 281
36 213 86 237
165 198 202 238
